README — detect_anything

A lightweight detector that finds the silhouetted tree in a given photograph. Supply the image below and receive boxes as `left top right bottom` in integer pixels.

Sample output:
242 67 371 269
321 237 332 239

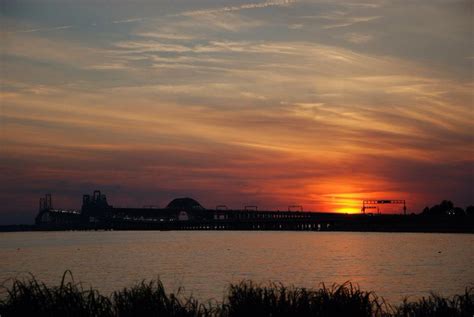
422 200 458 216
451 207 465 216
440 200 454 213
466 206 474 216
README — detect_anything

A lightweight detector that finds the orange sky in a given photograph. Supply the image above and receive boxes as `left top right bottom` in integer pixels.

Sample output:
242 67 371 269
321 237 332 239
0 0 473 223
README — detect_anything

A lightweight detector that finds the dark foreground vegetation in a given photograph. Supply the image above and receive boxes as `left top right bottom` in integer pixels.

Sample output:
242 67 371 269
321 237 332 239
0 272 472 317
422 200 474 217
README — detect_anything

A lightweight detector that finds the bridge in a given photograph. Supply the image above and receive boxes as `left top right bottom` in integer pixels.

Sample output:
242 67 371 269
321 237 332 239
33 192 473 233
362 200 407 215
35 191 352 231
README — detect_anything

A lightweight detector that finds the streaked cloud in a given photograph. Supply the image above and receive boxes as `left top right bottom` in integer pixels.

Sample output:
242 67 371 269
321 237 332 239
179 0 297 17
112 17 148 24
0 0 472 223
317 14 382 29
7 25 73 34
341 32 374 44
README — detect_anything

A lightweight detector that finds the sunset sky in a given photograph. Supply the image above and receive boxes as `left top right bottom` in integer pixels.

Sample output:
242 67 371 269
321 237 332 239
1 0 472 223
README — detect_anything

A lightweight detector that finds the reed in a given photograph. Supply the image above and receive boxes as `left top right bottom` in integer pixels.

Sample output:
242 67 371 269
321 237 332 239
0 271 113 317
112 280 210 316
393 288 474 317
0 273 472 317
222 281 388 317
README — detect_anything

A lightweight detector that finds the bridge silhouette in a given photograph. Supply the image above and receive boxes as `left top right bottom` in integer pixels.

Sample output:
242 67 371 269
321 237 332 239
34 191 473 233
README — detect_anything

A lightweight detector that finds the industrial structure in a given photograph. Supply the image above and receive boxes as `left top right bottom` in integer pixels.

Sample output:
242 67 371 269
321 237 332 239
35 194 82 225
361 200 407 215
35 190 346 230
33 191 472 233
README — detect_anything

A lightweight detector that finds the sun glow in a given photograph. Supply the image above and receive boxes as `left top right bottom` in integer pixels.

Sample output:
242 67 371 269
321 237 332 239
313 181 367 213
336 207 361 214
324 194 363 214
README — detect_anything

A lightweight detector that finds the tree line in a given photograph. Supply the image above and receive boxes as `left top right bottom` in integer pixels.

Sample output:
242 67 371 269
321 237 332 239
422 200 474 216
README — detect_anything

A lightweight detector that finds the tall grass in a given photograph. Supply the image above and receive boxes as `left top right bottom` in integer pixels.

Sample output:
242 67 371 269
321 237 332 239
393 289 474 317
0 273 472 317
112 280 211 317
0 271 112 317
222 281 388 317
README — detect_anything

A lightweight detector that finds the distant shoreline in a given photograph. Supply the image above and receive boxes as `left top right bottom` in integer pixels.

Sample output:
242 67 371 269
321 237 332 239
1 222 473 234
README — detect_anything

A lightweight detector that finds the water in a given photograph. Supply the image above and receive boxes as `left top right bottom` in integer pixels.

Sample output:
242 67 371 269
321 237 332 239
0 231 472 303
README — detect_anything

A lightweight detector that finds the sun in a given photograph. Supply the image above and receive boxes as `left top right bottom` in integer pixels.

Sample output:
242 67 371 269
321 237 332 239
324 194 363 214
336 207 361 214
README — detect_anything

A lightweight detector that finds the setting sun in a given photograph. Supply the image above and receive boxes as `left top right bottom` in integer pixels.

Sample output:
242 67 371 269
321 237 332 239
336 207 361 214
327 196 362 214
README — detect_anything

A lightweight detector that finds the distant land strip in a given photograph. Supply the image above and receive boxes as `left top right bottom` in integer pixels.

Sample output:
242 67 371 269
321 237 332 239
1 213 473 234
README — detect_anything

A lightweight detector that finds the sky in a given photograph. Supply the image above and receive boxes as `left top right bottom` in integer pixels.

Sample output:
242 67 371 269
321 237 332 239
0 0 473 224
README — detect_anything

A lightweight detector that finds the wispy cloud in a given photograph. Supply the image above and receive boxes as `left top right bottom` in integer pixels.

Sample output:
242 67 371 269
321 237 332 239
178 0 297 17
112 17 148 24
7 25 73 34
135 32 196 41
323 16 382 29
341 32 374 44
300 10 382 29
5 0 290 35
288 23 303 29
